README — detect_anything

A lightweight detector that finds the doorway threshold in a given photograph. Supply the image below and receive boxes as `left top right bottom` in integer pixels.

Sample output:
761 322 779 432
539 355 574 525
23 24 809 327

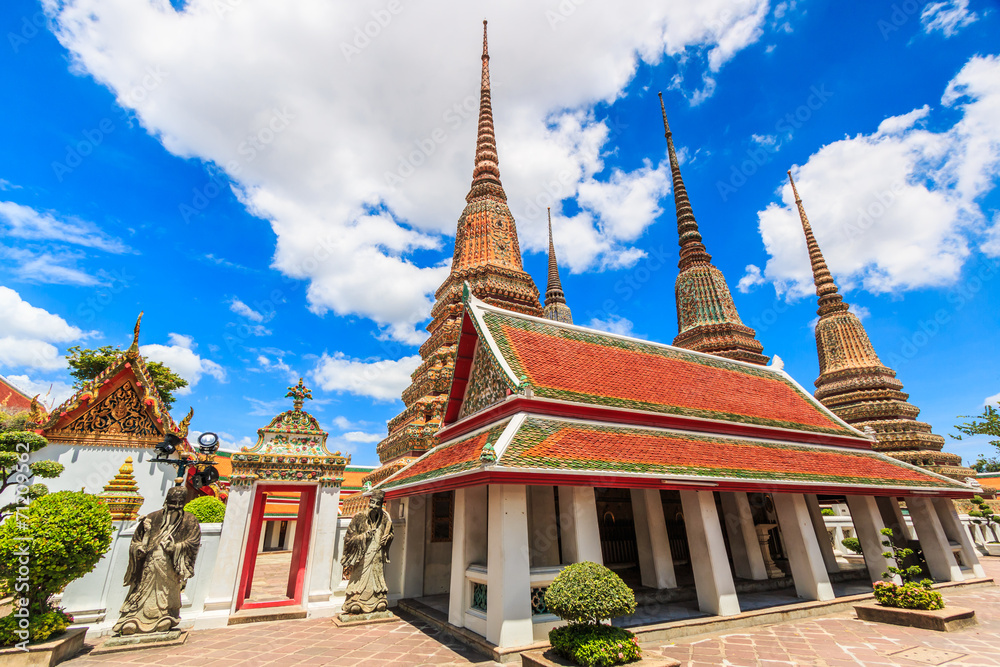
227 605 307 626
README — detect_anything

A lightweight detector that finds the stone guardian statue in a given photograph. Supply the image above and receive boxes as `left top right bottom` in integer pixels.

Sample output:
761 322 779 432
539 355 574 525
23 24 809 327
113 486 202 635
341 489 394 615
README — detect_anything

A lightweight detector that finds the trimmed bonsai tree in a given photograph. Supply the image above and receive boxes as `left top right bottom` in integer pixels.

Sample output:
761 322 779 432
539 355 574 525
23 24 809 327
0 411 62 523
967 495 998 543
872 528 944 611
544 561 640 667
0 490 114 646
841 537 862 554
184 495 226 523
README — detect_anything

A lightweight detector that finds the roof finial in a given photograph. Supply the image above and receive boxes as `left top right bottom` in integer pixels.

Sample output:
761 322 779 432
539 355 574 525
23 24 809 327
127 311 143 357
286 377 313 411
787 170 848 316
658 92 711 270
468 20 505 202
543 207 573 323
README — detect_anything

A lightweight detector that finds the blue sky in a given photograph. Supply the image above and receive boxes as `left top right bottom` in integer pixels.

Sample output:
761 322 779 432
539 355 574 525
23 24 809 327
2 0 998 467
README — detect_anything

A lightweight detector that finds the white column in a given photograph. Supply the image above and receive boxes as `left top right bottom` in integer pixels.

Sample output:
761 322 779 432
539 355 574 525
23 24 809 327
631 488 676 589
906 496 963 582
486 484 533 649
876 496 912 544
932 498 986 578
286 521 297 550
719 492 767 581
804 494 839 574
528 486 560 567
448 486 489 627
401 495 427 598
845 495 897 584
679 490 740 616
204 483 255 612
306 484 342 607
773 493 835 602
558 486 603 564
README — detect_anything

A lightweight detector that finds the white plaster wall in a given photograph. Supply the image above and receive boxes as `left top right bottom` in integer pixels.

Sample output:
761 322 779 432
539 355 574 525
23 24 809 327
61 522 223 638
12 444 176 515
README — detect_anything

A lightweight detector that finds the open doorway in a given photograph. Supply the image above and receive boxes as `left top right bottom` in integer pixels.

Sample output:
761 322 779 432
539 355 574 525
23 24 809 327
236 484 316 611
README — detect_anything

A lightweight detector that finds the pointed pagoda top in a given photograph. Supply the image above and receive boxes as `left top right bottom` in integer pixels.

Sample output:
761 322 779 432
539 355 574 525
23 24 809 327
126 311 143 357
787 171 849 318
545 208 566 306
467 20 505 202
658 92 711 271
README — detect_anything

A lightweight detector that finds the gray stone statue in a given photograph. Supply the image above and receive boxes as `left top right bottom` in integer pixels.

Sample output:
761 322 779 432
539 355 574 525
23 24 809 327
341 489 394 614
113 487 201 635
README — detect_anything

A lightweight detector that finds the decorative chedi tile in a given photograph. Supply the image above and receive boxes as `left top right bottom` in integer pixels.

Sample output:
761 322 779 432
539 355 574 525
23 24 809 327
657 94 769 366
366 21 543 486
98 456 144 520
788 172 974 481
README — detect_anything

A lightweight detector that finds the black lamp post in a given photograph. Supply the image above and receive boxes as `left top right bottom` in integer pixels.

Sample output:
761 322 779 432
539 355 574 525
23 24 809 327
151 431 221 488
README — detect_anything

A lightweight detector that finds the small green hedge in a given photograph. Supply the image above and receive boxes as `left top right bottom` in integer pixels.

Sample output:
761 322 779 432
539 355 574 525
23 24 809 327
549 624 641 667
821 508 835 516
873 581 944 610
545 562 636 624
0 609 72 646
841 537 862 554
184 495 226 523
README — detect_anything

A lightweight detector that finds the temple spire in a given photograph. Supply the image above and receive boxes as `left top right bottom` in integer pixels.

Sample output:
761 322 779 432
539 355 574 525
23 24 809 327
468 19 504 202
659 92 767 365
543 207 573 323
788 171 848 317
790 171 973 480
659 92 711 271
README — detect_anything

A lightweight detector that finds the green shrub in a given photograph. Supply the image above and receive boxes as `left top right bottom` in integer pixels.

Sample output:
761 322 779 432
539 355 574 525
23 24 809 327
873 581 944 610
549 624 641 667
821 508 835 516
0 608 72 646
545 562 636 625
0 491 113 622
841 537 862 554
184 495 226 523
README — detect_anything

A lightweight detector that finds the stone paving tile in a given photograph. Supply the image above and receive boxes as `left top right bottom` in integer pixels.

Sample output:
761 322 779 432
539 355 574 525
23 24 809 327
67 558 1000 666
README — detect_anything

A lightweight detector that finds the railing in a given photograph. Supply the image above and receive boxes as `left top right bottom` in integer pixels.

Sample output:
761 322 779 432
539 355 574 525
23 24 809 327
822 511 999 556
463 564 565 619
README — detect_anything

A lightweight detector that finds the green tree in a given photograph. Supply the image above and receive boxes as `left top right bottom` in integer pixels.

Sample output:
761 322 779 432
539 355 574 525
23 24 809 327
66 344 188 409
0 412 62 522
952 405 1000 472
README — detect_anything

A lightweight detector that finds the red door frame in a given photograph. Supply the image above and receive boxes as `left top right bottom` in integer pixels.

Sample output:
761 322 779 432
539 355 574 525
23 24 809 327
235 484 316 611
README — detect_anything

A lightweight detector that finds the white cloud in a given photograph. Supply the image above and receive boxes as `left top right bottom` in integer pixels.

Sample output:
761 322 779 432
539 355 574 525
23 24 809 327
41 0 773 342
245 396 286 417
755 54 1000 301
0 201 129 253
921 0 978 37
311 352 420 402
0 247 101 286
342 431 382 443
2 374 75 409
256 354 297 382
141 333 226 393
850 304 870 321
737 264 765 293
985 392 1000 407
0 286 88 370
230 297 266 322
587 314 635 336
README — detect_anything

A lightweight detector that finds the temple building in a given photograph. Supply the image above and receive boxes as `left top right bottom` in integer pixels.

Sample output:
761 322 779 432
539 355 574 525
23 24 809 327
7 314 191 515
349 29 982 654
0 373 33 414
787 173 974 481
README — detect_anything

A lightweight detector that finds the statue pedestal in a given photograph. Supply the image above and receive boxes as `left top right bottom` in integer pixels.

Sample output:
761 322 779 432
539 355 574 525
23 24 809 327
754 523 785 579
91 630 187 655
332 610 398 627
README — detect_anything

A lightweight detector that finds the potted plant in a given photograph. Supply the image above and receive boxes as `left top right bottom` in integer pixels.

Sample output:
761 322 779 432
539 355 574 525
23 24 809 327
966 495 1000 556
536 561 640 667
0 491 114 663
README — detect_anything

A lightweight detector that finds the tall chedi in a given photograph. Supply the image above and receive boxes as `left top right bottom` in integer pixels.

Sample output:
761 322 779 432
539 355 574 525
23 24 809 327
787 171 973 480
543 208 573 323
658 93 768 365
368 21 543 484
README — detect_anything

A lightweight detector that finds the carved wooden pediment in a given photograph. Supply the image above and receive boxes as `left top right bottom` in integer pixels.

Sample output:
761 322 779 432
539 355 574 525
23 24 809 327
47 379 164 446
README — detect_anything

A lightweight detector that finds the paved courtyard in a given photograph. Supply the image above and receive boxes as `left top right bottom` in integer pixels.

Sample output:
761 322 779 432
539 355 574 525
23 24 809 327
68 558 1000 666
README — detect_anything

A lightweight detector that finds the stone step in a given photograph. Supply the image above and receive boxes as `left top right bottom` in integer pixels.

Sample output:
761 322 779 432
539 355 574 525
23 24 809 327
227 605 307 625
